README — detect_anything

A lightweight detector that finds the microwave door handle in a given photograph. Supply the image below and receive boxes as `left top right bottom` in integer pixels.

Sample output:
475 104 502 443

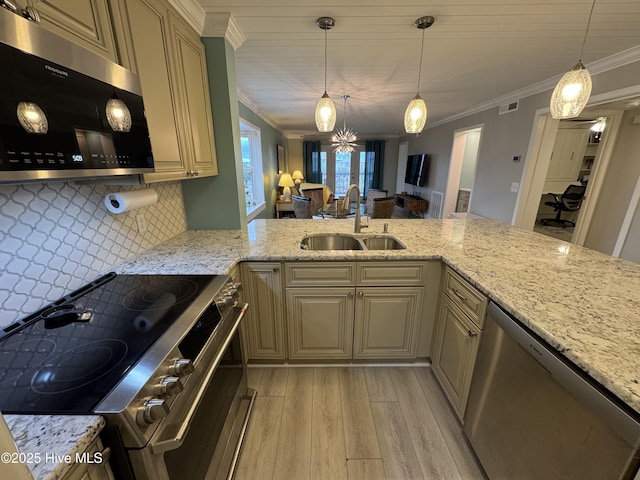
149 303 248 455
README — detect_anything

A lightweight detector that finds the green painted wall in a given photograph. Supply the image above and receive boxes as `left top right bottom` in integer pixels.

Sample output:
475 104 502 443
182 37 247 229
239 102 289 219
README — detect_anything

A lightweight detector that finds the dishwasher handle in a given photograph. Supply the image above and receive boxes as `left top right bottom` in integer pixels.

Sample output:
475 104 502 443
486 301 640 446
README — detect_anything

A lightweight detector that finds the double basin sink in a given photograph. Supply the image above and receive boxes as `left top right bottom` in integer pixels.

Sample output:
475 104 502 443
300 233 406 251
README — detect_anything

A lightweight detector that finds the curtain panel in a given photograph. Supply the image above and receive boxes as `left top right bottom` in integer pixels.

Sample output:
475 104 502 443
302 141 322 184
364 140 385 197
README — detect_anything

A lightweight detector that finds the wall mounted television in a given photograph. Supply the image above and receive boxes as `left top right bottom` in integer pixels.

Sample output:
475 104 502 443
405 154 429 187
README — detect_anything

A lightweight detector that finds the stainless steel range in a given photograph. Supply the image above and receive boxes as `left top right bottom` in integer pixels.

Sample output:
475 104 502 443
0 272 255 480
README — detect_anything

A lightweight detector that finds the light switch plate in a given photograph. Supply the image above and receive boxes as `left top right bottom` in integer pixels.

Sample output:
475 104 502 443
511 182 520 193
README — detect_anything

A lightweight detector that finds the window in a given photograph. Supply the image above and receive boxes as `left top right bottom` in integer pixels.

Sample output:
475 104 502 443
321 147 367 197
240 120 265 218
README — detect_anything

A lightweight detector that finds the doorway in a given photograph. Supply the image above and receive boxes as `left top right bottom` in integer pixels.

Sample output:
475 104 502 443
324 148 366 197
443 126 482 218
513 103 625 246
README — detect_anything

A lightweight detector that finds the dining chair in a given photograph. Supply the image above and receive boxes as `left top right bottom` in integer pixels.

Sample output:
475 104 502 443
366 189 388 214
369 196 396 219
292 195 312 218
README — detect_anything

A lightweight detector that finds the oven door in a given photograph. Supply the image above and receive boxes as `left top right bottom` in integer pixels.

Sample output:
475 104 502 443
127 304 256 480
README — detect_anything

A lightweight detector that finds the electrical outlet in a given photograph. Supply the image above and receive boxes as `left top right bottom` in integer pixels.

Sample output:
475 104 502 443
136 214 147 234
511 182 520 193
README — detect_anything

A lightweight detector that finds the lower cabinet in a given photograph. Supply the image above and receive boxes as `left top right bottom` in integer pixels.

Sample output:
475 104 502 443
62 436 114 480
286 287 354 359
354 287 423 358
284 261 427 361
240 262 285 359
431 267 488 420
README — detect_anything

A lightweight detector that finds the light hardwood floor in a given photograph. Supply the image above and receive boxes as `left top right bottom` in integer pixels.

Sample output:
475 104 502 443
235 366 486 480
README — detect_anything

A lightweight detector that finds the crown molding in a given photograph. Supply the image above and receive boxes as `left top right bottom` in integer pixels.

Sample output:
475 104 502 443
237 90 283 133
166 0 205 33
428 44 640 129
202 12 246 50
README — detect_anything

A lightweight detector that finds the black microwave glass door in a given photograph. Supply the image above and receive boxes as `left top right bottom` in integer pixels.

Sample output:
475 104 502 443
0 42 153 173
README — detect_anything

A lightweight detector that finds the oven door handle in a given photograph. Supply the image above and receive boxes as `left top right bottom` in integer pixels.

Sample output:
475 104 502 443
149 303 248 455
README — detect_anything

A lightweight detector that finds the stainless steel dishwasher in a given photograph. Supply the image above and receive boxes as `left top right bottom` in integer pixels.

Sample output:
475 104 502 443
464 301 640 480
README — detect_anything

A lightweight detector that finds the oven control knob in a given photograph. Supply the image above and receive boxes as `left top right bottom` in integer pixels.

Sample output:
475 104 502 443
154 376 184 397
137 397 169 426
169 358 194 377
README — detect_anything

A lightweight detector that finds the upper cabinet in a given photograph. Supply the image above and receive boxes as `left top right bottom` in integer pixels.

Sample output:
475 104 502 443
111 0 218 182
26 0 119 62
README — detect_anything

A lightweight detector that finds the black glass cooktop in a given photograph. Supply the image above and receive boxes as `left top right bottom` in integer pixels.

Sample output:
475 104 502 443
0 273 215 414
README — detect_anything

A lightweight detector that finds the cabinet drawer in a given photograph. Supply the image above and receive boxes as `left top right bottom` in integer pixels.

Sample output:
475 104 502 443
442 267 487 328
285 262 356 287
357 261 427 286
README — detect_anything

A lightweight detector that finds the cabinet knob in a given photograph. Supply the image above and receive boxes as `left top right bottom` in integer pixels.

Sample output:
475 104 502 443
348 291 354 298
468 329 478 337
358 291 364 297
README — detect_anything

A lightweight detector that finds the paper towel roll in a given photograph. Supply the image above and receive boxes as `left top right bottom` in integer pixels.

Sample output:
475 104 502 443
104 188 158 214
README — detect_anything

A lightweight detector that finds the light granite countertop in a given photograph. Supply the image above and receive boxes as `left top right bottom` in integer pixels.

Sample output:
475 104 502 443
8 218 640 478
3 415 104 480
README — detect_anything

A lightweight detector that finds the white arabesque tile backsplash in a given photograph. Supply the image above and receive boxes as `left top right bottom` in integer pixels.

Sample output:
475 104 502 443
0 181 187 328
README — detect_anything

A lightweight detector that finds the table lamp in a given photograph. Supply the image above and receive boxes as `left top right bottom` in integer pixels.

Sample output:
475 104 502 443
292 170 304 185
278 172 295 201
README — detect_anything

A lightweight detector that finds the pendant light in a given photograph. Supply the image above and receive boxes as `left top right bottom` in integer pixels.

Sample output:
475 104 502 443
315 17 336 132
106 94 132 132
332 95 358 153
17 101 48 134
550 0 597 119
404 16 434 134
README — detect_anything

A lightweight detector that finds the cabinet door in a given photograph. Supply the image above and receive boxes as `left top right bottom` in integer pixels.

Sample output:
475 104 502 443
241 263 285 359
27 0 118 62
168 15 218 177
544 129 589 192
431 295 481 420
116 0 187 179
286 288 354 359
353 287 423 358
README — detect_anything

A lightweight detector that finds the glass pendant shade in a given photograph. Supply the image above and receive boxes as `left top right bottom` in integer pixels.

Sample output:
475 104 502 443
550 62 592 119
17 102 48 134
315 92 336 132
404 94 427 134
106 96 132 132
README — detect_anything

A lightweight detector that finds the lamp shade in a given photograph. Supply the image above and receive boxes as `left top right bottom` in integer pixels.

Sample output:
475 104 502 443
278 172 295 188
404 94 427 134
315 92 336 132
550 62 592 119
292 170 304 184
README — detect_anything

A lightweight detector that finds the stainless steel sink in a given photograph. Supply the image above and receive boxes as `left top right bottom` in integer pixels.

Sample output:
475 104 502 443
300 234 406 251
300 234 364 250
361 235 406 250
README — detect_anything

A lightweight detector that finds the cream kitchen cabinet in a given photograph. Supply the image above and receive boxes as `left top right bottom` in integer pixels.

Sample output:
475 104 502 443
286 287 355 359
112 0 217 182
431 266 488 421
62 436 114 480
26 0 119 62
240 262 285 360
284 261 427 360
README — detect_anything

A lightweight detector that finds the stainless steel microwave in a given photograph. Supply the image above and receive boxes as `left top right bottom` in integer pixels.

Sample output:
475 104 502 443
0 8 154 184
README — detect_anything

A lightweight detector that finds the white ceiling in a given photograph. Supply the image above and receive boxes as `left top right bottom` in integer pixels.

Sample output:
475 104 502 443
192 0 640 139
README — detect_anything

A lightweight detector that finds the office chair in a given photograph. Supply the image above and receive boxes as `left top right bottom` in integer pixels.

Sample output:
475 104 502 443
540 184 586 228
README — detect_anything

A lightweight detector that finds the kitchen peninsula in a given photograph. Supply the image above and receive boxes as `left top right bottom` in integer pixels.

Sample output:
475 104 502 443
6 218 640 479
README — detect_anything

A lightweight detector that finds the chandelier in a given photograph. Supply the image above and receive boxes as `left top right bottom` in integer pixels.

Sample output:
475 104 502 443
315 17 336 132
332 95 358 153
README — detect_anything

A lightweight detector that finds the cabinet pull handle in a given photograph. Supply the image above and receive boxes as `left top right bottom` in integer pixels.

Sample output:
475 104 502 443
468 329 478 337
273 267 279 272
452 288 467 303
